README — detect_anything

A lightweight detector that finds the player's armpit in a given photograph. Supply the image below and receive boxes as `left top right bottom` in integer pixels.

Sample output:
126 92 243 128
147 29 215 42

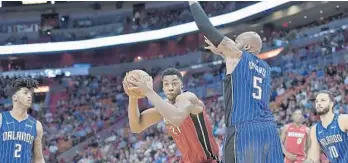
171 97 195 126
306 125 320 163
338 114 348 132
189 105 203 115
176 92 203 115
33 121 45 163
182 92 204 108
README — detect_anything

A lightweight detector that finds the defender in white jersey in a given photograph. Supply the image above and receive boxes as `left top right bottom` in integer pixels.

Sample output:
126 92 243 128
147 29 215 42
0 78 45 163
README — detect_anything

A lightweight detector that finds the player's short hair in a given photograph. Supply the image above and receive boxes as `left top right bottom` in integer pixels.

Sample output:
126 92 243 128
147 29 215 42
317 90 334 102
9 78 39 96
161 68 183 82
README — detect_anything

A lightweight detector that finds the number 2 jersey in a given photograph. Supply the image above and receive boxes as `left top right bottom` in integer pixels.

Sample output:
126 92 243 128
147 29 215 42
316 114 348 163
224 51 275 126
0 111 37 163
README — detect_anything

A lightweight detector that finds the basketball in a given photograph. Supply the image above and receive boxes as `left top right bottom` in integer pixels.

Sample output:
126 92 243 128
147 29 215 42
123 69 153 99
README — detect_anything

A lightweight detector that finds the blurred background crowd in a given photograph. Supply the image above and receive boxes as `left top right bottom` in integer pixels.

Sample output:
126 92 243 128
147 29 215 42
0 1 348 163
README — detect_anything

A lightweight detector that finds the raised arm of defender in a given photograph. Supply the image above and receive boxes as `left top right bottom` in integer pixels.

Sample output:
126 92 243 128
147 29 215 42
189 1 242 75
189 1 242 57
189 1 224 47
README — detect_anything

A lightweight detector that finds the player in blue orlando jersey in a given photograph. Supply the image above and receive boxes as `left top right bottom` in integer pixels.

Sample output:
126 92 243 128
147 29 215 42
305 90 348 163
0 78 45 163
189 1 283 162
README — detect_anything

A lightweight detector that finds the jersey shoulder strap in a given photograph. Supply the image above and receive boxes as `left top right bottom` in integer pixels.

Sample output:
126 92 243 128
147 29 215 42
334 113 339 121
332 114 341 128
315 122 321 135
28 115 38 128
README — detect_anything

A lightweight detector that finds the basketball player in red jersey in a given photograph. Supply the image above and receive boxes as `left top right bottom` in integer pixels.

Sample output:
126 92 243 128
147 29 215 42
281 109 310 163
124 68 219 163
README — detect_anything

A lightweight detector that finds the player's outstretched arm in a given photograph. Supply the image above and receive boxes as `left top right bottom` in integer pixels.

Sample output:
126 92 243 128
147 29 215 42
128 97 162 133
189 1 242 60
189 1 242 75
146 91 203 127
188 1 224 47
127 77 203 126
33 121 45 163
176 91 204 115
303 125 320 163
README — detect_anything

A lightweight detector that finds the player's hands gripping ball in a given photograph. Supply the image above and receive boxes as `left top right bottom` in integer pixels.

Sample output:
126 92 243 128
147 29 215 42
123 69 153 99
